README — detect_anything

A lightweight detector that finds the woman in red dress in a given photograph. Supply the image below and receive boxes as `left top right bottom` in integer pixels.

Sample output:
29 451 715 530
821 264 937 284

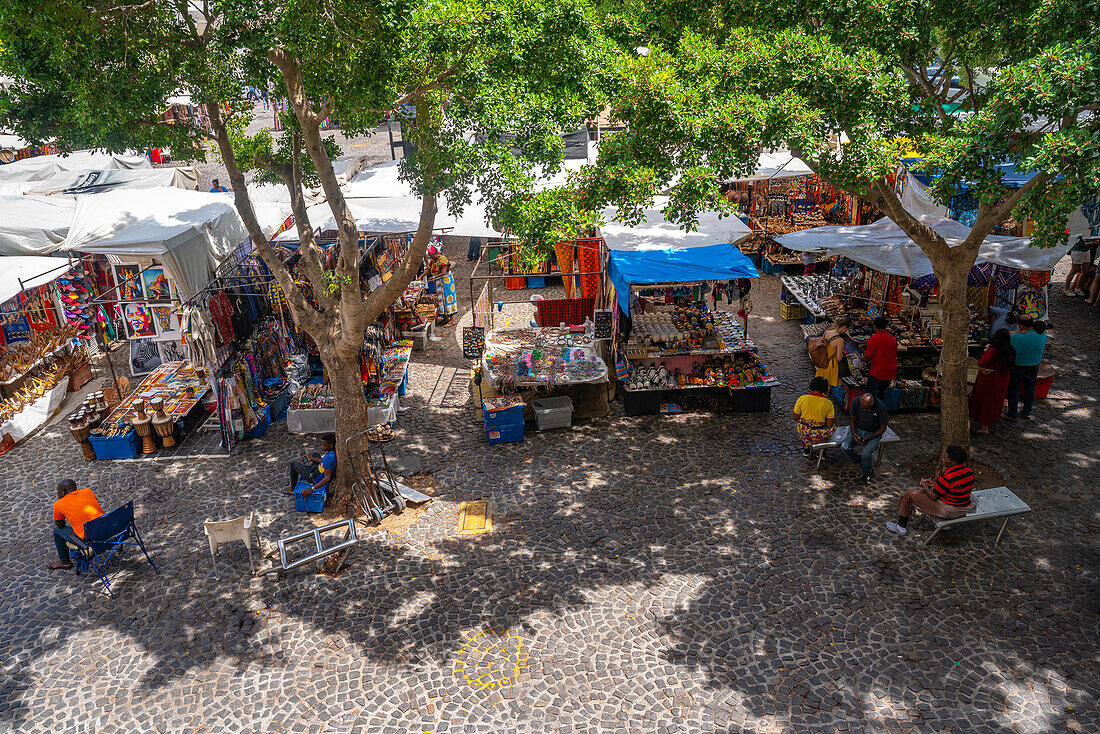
970 328 1015 434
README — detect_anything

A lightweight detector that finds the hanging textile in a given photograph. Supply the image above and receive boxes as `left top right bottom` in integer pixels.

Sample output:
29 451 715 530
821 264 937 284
555 241 576 299
209 291 235 344
576 238 601 299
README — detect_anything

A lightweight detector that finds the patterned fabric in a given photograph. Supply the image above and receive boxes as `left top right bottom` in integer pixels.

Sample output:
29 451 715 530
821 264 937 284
577 239 601 299
911 274 937 292
967 262 993 286
534 297 595 327
1014 286 1047 319
796 419 833 450
1021 270 1051 288
966 285 990 313
554 242 576 299
439 273 458 316
267 281 287 309
991 265 1019 291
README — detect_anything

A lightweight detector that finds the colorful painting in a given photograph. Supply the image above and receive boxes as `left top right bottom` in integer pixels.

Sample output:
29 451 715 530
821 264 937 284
122 303 157 338
130 337 163 376
141 267 171 301
113 264 144 302
0 295 31 344
151 306 174 334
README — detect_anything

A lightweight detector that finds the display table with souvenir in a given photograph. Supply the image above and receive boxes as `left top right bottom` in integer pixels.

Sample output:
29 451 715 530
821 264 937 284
286 340 413 435
73 361 211 459
481 326 608 389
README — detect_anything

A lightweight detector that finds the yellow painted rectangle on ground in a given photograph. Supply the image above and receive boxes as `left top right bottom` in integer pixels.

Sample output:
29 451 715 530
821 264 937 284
458 500 492 534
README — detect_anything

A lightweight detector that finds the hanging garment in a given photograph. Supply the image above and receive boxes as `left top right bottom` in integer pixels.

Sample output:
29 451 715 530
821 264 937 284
577 239 601 299
209 292 235 344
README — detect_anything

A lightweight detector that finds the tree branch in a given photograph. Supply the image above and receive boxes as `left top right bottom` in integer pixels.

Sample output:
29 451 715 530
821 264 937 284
269 46 364 352
899 65 952 128
205 102 325 336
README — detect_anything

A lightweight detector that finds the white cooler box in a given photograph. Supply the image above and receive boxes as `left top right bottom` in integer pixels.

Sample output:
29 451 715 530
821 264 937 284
532 396 573 430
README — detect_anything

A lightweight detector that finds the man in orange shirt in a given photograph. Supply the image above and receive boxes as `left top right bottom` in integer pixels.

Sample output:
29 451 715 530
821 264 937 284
48 479 103 570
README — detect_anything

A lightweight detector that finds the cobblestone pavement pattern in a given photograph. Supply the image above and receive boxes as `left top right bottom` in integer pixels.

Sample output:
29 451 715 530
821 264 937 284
1 134 1098 731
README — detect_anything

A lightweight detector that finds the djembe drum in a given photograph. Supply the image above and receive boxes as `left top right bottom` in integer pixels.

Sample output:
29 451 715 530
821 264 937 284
68 414 96 461
131 399 157 454
149 397 176 448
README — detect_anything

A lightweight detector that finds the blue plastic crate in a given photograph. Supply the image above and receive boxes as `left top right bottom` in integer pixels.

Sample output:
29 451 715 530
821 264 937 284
294 480 327 512
486 422 524 444
244 405 271 439
89 430 140 460
483 402 525 429
527 276 546 288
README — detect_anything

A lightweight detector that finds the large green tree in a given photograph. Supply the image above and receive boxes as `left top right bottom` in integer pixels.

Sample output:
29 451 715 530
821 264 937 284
577 0 1099 449
0 0 608 507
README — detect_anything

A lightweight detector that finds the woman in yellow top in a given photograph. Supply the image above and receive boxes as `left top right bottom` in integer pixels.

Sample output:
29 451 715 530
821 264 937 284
793 376 836 457
815 316 851 388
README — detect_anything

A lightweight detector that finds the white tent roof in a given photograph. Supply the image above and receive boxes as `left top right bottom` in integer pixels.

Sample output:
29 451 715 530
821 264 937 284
776 176 1068 276
0 195 76 255
344 160 414 198
0 151 151 183
599 197 751 251
275 192 502 241
63 188 245 298
726 151 814 182
0 256 72 305
21 166 200 196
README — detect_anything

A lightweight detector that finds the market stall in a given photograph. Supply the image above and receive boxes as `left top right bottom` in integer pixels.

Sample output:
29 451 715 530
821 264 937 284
603 212 776 415
286 340 412 434
76 361 210 459
776 182 1071 411
721 152 877 272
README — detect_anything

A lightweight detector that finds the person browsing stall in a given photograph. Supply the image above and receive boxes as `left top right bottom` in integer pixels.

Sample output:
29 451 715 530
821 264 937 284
288 434 337 498
841 392 889 484
1004 315 1048 422
862 316 897 402
813 316 851 388
886 445 975 536
48 480 104 570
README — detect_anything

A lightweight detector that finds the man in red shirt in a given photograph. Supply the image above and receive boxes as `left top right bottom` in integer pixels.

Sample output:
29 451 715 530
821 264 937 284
862 316 897 402
886 445 975 536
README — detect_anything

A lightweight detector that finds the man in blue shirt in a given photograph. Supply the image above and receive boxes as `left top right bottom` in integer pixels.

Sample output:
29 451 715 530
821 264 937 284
1004 315 1048 421
288 434 337 497
209 178 228 193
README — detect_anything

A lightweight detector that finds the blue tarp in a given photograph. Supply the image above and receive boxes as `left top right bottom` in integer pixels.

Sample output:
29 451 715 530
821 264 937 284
902 158 1044 188
608 243 760 313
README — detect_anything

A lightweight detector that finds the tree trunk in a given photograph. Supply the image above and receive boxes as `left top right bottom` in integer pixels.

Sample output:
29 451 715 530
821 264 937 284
931 251 974 454
324 351 370 514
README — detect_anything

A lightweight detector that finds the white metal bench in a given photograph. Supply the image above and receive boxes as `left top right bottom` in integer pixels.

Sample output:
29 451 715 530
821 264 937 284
914 486 1031 547
812 426 900 470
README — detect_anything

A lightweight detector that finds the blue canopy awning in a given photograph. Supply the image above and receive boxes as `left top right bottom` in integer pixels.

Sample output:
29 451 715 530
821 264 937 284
608 243 759 313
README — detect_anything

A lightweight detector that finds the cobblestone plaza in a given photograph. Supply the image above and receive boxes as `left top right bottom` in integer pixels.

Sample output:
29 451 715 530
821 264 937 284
1 249 1097 733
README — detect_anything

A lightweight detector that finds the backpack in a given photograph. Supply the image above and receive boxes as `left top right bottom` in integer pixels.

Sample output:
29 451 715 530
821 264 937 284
808 334 836 369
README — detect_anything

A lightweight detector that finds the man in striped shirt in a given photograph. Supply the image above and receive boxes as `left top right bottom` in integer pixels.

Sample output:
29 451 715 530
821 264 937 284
887 445 975 536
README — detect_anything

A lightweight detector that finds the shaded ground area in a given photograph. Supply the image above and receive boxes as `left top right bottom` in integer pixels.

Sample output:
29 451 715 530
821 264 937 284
1 225 1097 729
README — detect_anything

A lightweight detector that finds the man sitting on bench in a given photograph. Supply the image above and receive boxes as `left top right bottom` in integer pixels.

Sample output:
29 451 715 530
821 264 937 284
842 392 889 484
48 479 104 570
288 433 336 498
887 445 974 536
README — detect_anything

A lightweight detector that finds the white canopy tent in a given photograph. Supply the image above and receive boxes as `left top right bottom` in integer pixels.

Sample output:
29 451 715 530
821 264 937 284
776 175 1069 277
0 195 77 256
275 191 502 241
726 151 814 182
0 256 73 306
343 160 415 199
0 151 151 183
63 188 247 298
599 197 751 251
21 166 200 196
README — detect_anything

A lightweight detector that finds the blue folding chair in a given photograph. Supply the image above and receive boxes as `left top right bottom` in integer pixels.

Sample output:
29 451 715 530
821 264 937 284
66 501 159 598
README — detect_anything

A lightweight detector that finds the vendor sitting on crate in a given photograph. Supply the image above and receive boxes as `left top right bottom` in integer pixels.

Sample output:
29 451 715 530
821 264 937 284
48 480 104 570
287 434 337 498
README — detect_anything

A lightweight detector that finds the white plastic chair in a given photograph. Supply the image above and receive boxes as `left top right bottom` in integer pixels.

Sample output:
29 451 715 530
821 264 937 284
203 512 259 577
